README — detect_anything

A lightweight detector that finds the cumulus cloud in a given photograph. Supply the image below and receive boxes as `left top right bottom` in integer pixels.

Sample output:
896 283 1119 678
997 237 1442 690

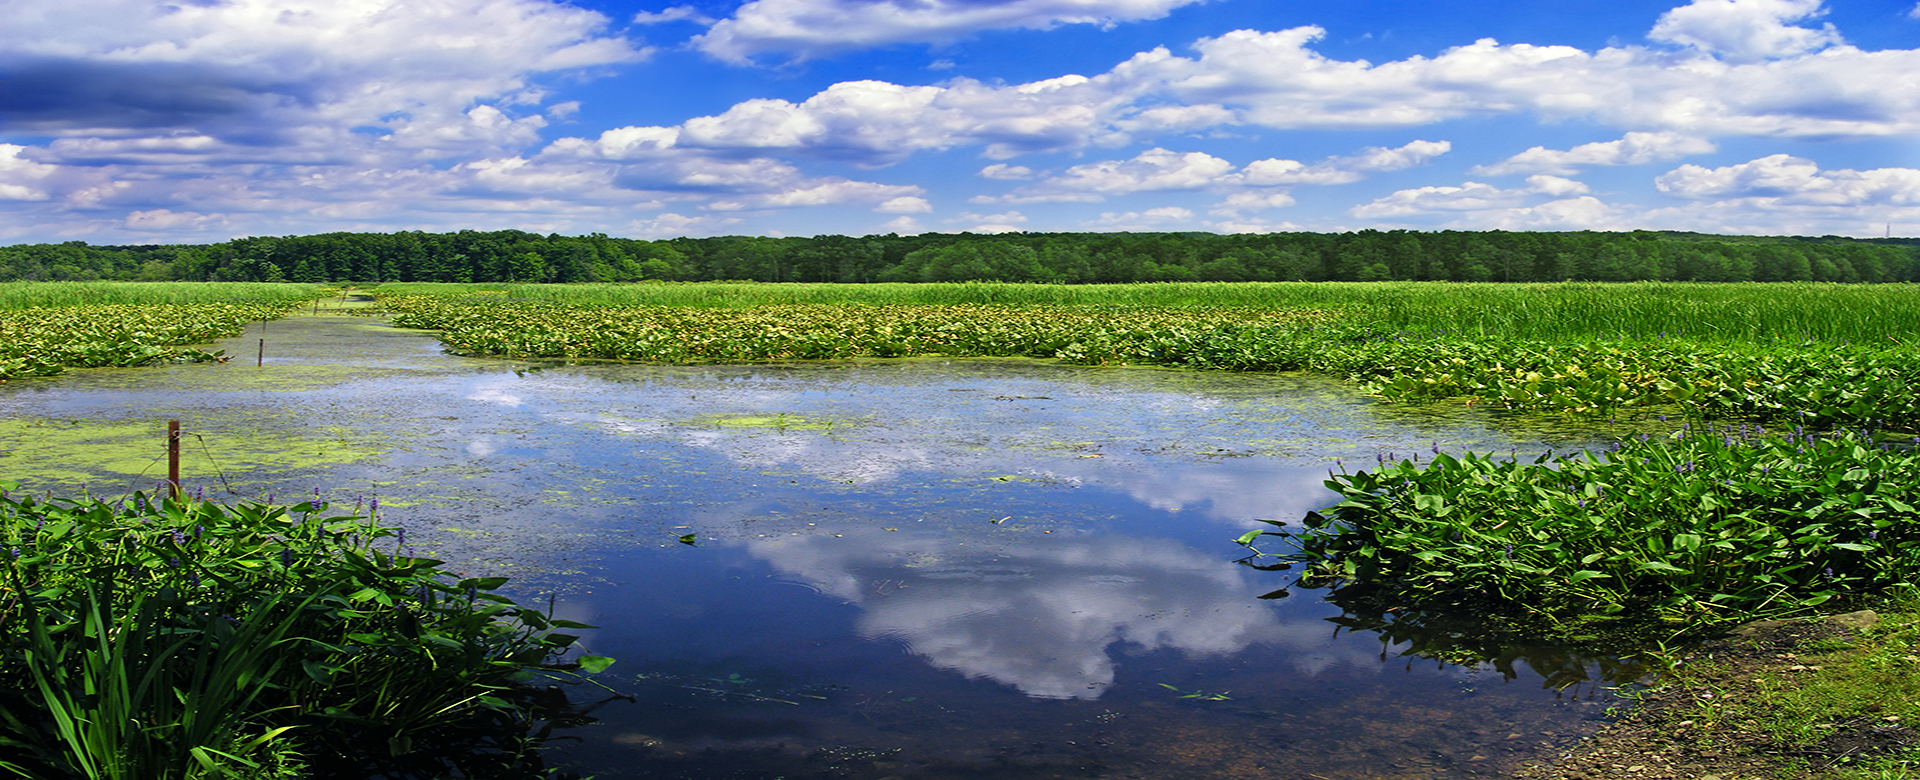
986 140 1446 204
1648 0 1842 61
745 530 1344 699
1474 132 1717 176
0 145 59 201
877 196 933 213
694 0 1205 64
1351 174 1605 228
1655 154 1920 205
3 0 645 156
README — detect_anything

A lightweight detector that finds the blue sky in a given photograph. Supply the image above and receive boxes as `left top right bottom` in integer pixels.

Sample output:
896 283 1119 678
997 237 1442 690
3 0 1918 244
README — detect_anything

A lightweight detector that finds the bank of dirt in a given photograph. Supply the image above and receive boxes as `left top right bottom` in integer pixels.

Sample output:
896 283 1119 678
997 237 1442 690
1516 611 1909 780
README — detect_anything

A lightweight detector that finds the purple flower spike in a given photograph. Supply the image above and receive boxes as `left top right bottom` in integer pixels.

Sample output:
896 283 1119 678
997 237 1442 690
171 529 186 545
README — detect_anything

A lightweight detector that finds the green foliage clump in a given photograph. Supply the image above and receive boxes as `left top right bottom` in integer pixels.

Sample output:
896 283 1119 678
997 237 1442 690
0 300 305 380
1262 427 1920 641
0 485 608 779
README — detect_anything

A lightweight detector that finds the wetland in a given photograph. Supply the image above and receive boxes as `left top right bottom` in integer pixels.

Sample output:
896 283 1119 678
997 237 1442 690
1 310 1640 779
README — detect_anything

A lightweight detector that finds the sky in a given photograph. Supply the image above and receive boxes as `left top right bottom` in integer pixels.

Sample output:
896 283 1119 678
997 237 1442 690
2 0 1919 244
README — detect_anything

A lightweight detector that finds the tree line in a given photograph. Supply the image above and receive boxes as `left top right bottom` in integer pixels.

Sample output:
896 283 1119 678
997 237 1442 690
3 229 1914 285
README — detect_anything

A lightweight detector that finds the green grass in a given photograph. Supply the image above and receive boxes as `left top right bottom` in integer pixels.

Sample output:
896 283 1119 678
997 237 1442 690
0 282 330 310
1654 599 1920 779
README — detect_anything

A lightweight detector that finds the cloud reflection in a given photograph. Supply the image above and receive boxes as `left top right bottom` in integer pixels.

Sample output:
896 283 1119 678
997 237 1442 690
745 530 1370 699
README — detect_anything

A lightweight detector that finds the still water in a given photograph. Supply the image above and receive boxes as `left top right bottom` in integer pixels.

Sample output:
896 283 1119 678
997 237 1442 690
0 314 1633 778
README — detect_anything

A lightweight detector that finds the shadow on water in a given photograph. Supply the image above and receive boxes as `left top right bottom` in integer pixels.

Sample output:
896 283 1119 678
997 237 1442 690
0 313 1653 779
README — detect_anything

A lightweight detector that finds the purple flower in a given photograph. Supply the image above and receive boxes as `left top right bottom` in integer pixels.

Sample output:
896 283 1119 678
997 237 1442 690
1430 442 1440 455
167 557 181 569
8 547 17 560
280 548 293 567
171 529 185 545
188 571 200 587
1823 567 1835 581
1869 530 1880 541
369 497 380 512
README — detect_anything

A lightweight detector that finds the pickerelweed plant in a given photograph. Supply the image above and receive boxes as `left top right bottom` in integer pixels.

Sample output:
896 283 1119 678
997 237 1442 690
0 483 612 779
1239 425 1920 646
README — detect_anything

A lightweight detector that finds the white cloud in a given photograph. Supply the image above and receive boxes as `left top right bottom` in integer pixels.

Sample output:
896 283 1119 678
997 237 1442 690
0 145 59 201
1912 2 1920 19
123 209 225 231
1475 132 1717 176
1655 154 1920 205
1210 192 1297 215
877 196 933 213
693 0 1205 64
1648 0 1841 61
878 215 924 234
979 164 1036 180
987 140 1446 205
632 5 716 25
1041 148 1233 193
3 0 645 161
951 210 1029 224
1351 175 1595 220
1091 206 1194 228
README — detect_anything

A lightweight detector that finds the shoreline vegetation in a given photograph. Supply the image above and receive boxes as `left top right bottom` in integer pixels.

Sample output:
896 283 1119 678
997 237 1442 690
0 279 1916 777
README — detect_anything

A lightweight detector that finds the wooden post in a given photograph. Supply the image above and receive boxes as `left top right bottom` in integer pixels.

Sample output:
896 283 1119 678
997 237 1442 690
167 420 182 499
258 338 265 367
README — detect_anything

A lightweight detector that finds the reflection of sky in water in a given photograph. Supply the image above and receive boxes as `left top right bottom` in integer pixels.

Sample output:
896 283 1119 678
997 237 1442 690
743 529 1373 699
0 319 1627 778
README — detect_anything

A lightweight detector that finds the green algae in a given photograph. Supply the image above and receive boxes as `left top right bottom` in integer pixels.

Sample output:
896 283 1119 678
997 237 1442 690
0 414 388 494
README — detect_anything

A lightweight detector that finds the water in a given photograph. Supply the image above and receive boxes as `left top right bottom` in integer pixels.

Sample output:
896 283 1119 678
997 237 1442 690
0 313 1635 779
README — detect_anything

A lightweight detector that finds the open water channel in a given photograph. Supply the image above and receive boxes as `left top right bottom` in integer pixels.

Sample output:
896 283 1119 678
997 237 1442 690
0 312 1640 779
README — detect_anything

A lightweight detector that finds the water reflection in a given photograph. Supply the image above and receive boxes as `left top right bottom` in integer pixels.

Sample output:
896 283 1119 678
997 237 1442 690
0 316 1641 779
745 529 1378 699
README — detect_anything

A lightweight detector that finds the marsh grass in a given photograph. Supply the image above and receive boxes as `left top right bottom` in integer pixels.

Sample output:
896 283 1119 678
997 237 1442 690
0 282 329 310
0 484 610 779
369 280 1920 344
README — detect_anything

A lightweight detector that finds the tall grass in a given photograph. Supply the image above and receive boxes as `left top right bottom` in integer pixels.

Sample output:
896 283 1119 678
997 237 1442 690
0 282 330 310
369 281 1920 345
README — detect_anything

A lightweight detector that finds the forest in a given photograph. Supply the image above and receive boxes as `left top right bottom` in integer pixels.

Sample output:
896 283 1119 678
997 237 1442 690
2 228 1915 285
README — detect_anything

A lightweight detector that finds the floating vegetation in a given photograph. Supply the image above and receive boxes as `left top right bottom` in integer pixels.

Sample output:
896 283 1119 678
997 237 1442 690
0 301 305 380
377 287 1920 431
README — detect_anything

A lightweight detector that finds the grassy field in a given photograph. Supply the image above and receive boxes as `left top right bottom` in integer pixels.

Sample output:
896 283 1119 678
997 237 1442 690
0 281 330 310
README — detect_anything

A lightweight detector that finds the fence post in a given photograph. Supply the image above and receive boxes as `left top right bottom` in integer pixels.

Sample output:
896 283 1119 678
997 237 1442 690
168 420 182 499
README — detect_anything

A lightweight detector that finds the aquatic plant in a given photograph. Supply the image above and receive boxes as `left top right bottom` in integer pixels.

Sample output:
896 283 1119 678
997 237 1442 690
1252 427 1920 641
0 483 610 778
375 289 1920 430
0 301 305 379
